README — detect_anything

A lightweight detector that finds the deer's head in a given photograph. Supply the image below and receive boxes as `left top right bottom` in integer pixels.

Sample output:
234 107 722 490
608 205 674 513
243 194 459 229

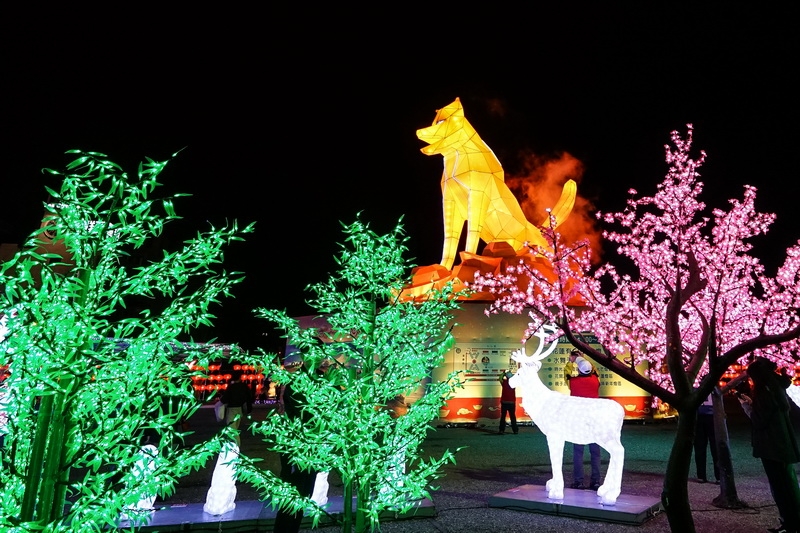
508 324 560 389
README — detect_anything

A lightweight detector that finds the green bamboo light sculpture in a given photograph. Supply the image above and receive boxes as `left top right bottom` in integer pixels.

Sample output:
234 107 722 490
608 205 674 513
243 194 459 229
237 216 467 533
0 150 253 532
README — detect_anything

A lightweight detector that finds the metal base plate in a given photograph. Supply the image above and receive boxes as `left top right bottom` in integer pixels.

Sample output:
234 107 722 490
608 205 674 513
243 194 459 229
489 484 663 525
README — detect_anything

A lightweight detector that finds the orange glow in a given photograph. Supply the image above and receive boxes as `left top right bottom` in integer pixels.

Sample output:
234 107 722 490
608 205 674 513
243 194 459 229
507 152 604 264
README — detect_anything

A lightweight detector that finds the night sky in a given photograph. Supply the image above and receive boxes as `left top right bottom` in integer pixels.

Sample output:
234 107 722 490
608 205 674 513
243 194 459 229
3 6 797 353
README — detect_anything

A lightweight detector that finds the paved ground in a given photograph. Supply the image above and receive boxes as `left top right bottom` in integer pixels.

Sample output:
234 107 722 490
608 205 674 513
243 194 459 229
157 399 800 533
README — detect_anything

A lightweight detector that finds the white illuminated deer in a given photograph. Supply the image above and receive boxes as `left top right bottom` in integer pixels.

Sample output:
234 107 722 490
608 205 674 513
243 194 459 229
510 325 625 505
787 384 800 408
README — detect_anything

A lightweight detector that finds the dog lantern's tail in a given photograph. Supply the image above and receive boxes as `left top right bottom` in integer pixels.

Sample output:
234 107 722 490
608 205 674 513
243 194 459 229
546 179 577 229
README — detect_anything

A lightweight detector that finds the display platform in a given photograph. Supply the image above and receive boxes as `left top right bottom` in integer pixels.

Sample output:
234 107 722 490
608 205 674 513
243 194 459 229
116 496 435 532
488 484 663 525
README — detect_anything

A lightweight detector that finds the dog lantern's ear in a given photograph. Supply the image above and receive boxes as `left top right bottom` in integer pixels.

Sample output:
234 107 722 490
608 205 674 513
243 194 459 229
433 98 463 123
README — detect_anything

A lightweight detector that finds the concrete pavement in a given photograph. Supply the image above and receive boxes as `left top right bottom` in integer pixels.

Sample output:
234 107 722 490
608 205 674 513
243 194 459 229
136 400 799 532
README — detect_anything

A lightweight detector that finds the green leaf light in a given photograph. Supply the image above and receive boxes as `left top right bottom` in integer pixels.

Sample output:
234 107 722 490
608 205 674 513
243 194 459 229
0 150 253 531
241 215 467 533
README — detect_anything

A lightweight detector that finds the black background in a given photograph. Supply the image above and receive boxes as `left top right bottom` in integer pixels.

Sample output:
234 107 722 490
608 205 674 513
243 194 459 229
3 5 797 352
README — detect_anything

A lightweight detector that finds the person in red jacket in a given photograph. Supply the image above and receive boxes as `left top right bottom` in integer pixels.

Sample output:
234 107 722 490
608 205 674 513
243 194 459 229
498 370 518 434
566 352 602 490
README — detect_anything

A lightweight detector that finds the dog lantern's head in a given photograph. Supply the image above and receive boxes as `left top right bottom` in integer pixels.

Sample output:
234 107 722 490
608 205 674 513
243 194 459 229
416 97 469 156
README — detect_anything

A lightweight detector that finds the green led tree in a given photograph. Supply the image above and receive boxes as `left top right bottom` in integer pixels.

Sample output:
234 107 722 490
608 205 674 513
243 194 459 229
236 216 466 533
0 150 254 532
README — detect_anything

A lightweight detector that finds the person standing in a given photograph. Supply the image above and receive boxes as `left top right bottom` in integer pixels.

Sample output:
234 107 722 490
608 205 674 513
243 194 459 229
738 357 800 533
564 349 581 383
498 370 518 434
565 350 602 490
693 392 719 483
221 370 254 434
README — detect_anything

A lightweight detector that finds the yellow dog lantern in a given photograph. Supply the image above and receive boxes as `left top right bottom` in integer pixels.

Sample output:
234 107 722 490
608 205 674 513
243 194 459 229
417 98 577 270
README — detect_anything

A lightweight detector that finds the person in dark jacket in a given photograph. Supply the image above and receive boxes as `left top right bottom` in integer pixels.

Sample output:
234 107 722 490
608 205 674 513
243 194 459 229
220 370 254 432
738 357 800 533
693 392 719 483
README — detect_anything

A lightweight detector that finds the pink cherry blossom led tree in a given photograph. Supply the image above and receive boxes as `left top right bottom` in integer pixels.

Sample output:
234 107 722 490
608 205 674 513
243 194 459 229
471 125 800 533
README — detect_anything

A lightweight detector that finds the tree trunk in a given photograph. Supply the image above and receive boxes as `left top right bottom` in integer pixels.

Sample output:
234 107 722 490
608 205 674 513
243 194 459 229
661 408 697 533
20 394 55 522
355 481 371 533
342 478 353 532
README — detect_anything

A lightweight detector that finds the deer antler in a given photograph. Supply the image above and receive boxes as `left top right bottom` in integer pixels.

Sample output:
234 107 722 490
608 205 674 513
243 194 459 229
511 348 528 364
513 324 561 363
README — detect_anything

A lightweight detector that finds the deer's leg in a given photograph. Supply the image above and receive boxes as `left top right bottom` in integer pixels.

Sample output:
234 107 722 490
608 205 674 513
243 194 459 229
544 435 565 500
596 439 624 505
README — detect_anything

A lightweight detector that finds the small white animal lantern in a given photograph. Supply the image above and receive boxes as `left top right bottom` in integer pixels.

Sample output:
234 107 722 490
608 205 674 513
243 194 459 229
311 472 329 506
204 442 239 515
121 444 159 520
509 325 625 505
